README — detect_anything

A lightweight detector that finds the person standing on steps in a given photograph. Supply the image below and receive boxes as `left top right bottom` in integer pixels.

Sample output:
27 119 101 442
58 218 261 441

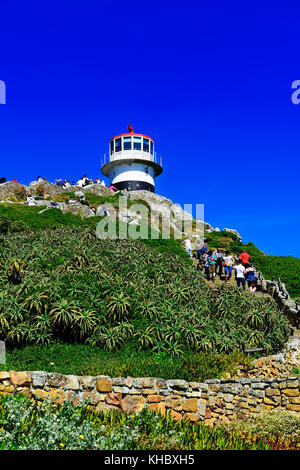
207 250 217 282
195 240 202 261
200 240 208 255
234 259 246 290
240 250 251 268
223 251 234 281
214 248 223 278
181 236 192 257
202 252 209 278
244 264 257 293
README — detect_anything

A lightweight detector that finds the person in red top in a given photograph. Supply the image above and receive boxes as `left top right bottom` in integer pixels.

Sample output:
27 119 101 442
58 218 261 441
240 251 251 268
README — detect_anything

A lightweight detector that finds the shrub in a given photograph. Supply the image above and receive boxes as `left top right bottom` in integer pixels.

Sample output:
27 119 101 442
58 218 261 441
221 409 300 443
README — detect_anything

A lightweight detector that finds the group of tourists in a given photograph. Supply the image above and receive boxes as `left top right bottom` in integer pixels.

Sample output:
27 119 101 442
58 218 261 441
182 238 257 292
74 175 106 188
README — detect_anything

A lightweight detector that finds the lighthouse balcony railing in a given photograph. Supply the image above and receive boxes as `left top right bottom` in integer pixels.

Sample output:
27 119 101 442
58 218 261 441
101 152 162 167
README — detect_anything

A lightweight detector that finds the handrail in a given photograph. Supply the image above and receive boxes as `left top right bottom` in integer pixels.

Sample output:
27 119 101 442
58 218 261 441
101 152 162 167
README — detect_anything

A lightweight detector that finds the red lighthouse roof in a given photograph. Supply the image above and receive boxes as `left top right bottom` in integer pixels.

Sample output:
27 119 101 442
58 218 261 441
110 122 153 142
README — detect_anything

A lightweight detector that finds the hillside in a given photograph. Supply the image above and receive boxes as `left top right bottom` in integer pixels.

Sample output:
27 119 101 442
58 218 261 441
0 203 292 381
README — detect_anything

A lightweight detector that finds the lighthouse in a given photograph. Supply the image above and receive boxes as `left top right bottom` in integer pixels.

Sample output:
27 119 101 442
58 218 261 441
101 123 163 192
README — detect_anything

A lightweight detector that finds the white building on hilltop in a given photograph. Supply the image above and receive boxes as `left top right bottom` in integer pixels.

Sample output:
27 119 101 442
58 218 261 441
101 123 163 192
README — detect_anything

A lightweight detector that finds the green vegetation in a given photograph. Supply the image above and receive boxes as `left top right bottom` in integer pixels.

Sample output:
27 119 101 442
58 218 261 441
0 394 298 450
0 203 103 230
205 230 300 298
0 208 291 379
221 408 300 444
1 343 252 381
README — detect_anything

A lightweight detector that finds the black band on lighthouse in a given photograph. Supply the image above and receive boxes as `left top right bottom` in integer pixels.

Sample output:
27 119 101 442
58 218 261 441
113 180 155 192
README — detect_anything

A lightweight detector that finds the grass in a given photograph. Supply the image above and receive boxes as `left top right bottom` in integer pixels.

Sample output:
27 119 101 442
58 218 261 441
0 342 253 381
0 203 103 230
0 203 188 261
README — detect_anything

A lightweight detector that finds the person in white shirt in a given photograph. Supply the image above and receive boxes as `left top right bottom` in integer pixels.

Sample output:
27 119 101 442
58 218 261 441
100 180 106 187
223 251 234 281
234 260 246 290
77 177 84 188
181 237 192 257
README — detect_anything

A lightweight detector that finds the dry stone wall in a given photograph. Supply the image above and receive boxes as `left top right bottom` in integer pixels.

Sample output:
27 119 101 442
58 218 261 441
0 371 299 425
255 273 300 328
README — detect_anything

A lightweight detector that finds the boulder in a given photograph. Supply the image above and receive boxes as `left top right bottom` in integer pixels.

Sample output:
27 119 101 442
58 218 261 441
223 228 242 240
29 180 66 196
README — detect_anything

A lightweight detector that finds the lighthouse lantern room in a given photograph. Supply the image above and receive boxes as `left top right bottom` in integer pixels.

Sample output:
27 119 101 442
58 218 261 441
101 123 163 192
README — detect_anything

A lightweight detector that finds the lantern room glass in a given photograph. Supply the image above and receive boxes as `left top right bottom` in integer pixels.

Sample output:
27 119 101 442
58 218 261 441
133 136 141 151
115 138 122 152
143 138 149 153
123 136 132 150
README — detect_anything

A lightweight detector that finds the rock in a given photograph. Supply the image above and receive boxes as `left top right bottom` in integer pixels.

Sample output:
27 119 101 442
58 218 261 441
223 228 242 240
147 395 162 403
96 377 112 393
20 387 32 399
166 379 188 390
32 371 47 388
0 371 10 381
82 184 112 197
183 398 198 412
286 404 300 412
126 377 135 388
154 378 168 389
74 191 85 200
48 389 66 404
47 372 67 388
32 389 49 400
148 402 166 415
82 391 103 405
29 180 65 197
166 395 183 411
0 182 29 200
10 371 32 386
111 377 126 386
66 375 81 391
281 389 299 397
185 412 200 422
135 377 155 389
95 401 120 414
66 202 95 218
189 382 203 390
121 395 146 413
168 409 182 422
81 376 96 390
105 393 122 406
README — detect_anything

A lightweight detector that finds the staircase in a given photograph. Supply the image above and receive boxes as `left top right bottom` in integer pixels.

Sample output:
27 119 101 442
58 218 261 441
193 258 270 297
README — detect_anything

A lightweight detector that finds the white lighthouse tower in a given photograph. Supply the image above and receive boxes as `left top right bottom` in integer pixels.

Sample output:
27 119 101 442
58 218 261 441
101 123 163 192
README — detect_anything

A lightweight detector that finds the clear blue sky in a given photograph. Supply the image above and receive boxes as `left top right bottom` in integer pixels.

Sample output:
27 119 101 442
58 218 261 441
1 1 299 257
